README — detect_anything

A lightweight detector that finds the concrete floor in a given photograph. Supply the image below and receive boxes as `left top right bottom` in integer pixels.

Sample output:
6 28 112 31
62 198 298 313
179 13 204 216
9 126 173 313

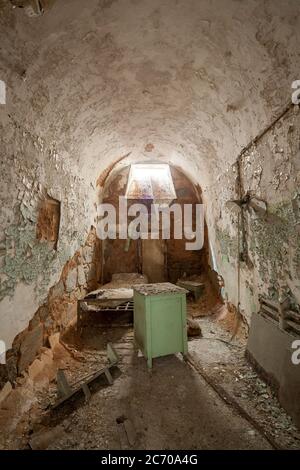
2 318 300 450
42 328 272 450
93 354 271 450
1 284 299 450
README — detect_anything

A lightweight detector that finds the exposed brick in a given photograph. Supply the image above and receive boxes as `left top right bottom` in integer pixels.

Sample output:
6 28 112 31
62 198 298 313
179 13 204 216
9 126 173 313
18 324 43 373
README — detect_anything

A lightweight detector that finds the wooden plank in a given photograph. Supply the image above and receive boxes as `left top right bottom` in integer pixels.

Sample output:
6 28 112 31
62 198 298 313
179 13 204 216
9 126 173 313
104 367 113 385
81 383 91 402
53 386 82 409
260 297 279 310
286 319 300 335
107 342 119 365
56 369 72 398
53 342 120 408
53 363 116 409
53 368 108 408
261 304 278 320
286 310 300 323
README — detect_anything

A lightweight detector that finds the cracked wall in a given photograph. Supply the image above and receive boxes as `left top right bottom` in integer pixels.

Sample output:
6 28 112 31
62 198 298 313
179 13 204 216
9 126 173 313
0 226 101 386
0 0 300 368
101 165 209 284
208 106 300 324
0 109 96 350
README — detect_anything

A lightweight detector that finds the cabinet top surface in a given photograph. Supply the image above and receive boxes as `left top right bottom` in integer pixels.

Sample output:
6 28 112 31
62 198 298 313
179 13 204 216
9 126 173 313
133 282 188 296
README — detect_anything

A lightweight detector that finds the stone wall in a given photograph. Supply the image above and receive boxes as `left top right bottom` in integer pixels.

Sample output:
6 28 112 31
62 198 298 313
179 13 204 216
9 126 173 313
101 165 208 283
205 105 300 324
0 111 97 351
1 0 300 390
0 226 101 387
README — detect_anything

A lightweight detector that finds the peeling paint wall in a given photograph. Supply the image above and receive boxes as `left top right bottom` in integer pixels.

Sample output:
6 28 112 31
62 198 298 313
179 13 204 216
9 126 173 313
0 111 95 349
207 106 300 324
0 0 300 368
0 226 101 386
101 165 208 283
241 107 300 313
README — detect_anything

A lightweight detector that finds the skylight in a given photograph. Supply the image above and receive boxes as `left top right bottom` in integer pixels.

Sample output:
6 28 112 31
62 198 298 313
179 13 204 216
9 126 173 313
125 164 177 201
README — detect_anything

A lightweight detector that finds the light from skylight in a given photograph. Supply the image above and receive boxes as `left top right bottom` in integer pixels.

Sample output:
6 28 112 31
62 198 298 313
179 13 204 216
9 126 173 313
125 164 177 201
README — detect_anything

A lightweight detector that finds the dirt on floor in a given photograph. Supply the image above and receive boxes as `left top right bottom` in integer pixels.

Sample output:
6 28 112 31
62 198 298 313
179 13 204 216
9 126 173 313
0 326 272 451
0 276 299 450
188 313 300 449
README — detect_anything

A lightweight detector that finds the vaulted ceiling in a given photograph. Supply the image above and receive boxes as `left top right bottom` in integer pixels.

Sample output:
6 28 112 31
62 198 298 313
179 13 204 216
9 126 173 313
1 0 300 188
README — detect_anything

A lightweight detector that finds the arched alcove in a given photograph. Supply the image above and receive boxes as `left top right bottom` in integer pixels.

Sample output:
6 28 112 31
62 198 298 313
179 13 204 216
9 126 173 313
100 164 210 284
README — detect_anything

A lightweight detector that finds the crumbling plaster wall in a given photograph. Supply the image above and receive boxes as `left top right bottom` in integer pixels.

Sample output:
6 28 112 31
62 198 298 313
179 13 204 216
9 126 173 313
0 110 96 349
206 106 300 325
101 165 208 283
0 0 98 349
2 0 299 191
1 0 300 352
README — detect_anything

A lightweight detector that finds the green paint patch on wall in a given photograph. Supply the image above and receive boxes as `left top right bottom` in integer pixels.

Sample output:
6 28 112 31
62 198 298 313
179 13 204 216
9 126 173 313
0 222 70 302
216 226 237 261
249 198 300 290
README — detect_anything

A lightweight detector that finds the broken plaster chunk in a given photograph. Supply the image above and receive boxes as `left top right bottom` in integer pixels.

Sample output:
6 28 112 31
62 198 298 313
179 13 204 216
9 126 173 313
50 280 64 299
77 265 86 286
41 347 53 362
28 358 44 381
187 318 202 337
86 263 97 283
40 350 55 381
61 302 77 327
82 245 94 264
65 267 77 292
18 323 43 373
0 381 12 407
49 332 60 350
29 426 65 450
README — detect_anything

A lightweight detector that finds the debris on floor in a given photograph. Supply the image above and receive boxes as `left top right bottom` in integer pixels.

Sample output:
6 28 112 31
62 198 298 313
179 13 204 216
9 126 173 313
28 425 65 450
188 307 300 449
0 278 299 451
187 318 202 337
116 415 137 449
52 343 120 409
0 381 12 406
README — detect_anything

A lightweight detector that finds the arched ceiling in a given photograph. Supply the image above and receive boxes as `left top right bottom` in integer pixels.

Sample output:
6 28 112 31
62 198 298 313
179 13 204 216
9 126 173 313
1 0 300 189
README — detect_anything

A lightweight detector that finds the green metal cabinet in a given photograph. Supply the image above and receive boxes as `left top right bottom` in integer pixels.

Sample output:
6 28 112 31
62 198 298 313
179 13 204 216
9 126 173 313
133 283 188 368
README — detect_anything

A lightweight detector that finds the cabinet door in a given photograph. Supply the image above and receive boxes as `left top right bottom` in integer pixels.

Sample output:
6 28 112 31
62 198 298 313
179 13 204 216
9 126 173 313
150 296 185 358
134 292 147 355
